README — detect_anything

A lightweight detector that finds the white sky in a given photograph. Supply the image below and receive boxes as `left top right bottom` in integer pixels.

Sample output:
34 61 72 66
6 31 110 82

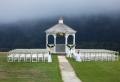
0 0 120 23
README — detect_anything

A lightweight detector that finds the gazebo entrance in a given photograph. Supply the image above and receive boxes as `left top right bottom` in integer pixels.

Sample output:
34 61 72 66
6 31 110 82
45 17 76 53
56 35 65 53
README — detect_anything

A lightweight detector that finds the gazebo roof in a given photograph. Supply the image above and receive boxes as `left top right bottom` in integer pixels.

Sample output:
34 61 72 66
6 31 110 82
45 18 76 34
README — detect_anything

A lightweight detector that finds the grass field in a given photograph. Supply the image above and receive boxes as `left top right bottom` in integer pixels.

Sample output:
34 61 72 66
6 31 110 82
0 52 63 82
68 57 120 82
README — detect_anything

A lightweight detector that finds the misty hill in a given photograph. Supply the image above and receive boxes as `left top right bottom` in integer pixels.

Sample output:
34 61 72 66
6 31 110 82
0 15 120 52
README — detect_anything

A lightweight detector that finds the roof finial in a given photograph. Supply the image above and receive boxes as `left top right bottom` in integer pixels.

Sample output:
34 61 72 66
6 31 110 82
58 16 64 24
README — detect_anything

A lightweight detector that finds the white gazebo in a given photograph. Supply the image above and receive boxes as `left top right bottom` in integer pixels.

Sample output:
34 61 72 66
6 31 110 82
45 17 76 54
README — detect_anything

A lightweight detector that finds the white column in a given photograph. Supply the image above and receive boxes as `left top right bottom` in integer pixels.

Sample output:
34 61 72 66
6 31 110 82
73 34 75 45
53 34 56 53
72 34 75 54
65 34 69 53
46 34 49 48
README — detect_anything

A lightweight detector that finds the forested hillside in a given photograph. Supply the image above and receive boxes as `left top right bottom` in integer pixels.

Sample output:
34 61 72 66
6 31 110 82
0 15 120 52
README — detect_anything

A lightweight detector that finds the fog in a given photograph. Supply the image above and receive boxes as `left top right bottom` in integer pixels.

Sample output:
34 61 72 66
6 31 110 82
0 0 120 23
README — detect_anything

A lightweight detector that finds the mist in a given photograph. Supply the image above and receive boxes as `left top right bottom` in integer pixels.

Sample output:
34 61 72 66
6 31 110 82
0 0 120 23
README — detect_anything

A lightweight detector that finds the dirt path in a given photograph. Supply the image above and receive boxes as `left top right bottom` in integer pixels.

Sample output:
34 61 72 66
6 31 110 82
58 55 82 82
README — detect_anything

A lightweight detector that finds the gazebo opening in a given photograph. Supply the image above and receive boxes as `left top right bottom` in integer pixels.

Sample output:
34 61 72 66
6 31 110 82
56 35 65 53
48 35 54 44
56 35 65 44
68 35 74 44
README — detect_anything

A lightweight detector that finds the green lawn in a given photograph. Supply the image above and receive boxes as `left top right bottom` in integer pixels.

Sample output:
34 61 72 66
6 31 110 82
0 52 63 82
68 57 120 82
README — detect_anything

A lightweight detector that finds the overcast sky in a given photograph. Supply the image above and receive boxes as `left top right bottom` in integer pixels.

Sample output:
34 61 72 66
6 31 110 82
0 0 120 23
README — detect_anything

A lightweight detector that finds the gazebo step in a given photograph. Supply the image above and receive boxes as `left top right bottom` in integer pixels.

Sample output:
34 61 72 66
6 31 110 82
56 52 66 55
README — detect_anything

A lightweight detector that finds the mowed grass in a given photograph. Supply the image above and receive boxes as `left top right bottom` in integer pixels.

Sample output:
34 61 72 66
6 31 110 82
68 57 120 82
0 52 63 82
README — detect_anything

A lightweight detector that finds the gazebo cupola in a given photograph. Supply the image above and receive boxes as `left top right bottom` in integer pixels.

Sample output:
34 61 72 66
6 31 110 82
45 17 77 53
58 17 64 24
